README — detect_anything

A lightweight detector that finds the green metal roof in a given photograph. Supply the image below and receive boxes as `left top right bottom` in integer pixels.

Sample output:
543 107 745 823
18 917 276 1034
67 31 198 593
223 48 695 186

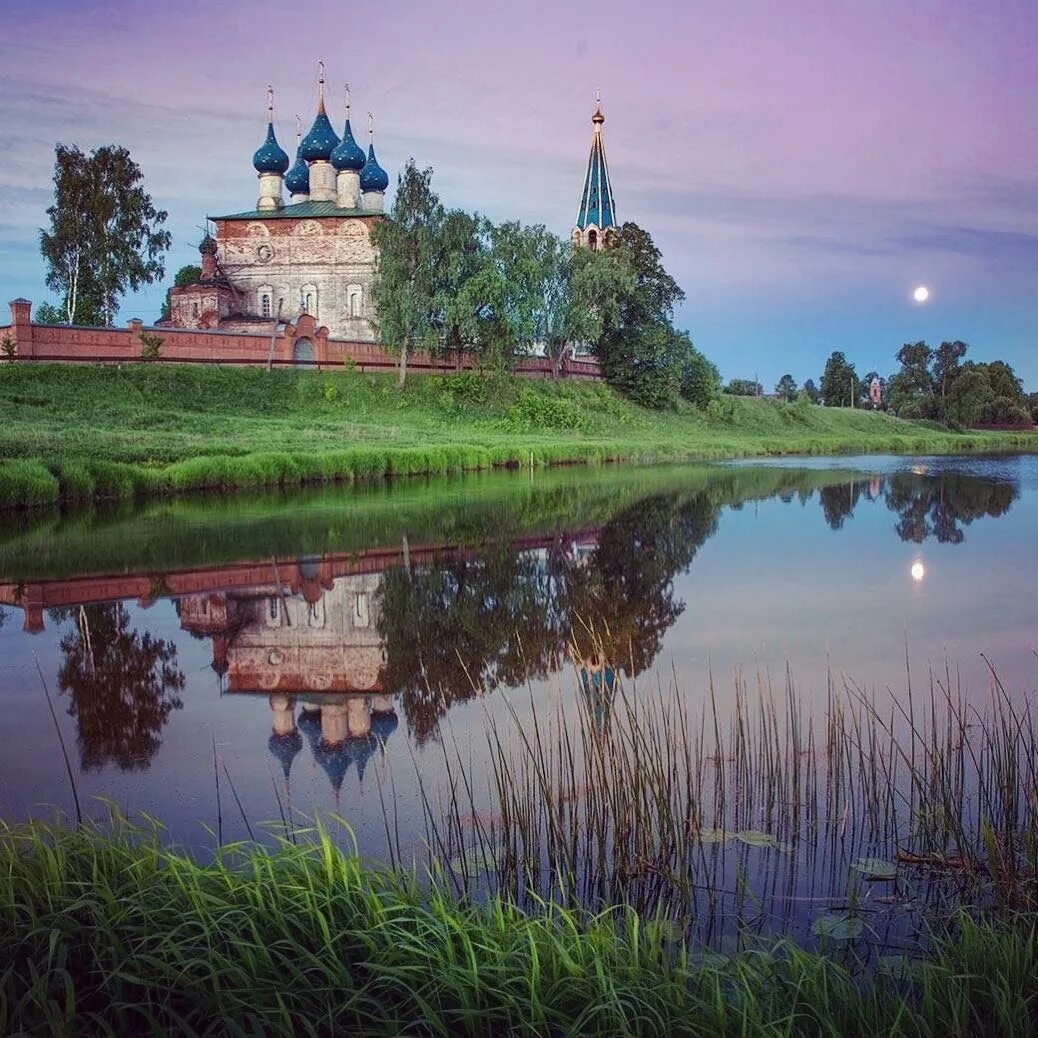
211 200 378 221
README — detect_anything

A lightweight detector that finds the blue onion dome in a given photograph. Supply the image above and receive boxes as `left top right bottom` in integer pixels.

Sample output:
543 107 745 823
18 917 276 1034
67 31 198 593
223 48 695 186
371 710 398 743
285 147 310 195
360 143 389 191
299 100 340 161
268 731 302 779
253 122 290 174
331 119 366 172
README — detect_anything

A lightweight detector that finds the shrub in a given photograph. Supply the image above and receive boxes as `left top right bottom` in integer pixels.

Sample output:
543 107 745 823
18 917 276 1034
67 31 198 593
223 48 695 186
88 460 148 500
0 334 16 360
323 383 340 403
437 371 490 405
0 459 60 507
680 349 721 409
45 460 96 503
139 331 163 361
505 386 590 432
705 397 735 423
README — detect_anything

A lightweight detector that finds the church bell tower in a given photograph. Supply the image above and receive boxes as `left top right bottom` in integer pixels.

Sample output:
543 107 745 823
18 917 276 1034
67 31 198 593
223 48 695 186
571 93 617 251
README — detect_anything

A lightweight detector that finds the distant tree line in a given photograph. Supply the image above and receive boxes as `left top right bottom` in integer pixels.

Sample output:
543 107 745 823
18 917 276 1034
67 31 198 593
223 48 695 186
371 161 719 408
773 343 1033 427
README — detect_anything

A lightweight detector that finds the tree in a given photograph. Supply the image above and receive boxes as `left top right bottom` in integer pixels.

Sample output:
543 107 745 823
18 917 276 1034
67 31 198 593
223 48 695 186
933 340 968 403
451 219 546 371
33 301 67 325
984 360 1024 402
159 264 202 321
40 144 171 326
531 240 630 380
887 341 935 416
680 345 721 408
370 160 445 387
599 321 688 408
775 374 798 401
803 378 821 404
725 378 762 397
945 368 994 426
819 351 859 407
53 603 184 770
597 222 687 406
430 209 486 354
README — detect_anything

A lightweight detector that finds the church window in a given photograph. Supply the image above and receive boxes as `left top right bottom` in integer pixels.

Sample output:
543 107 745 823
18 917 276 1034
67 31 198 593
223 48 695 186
349 287 362 317
267 597 280 623
587 229 598 250
300 284 318 320
261 294 271 318
192 302 199 317
353 593 370 629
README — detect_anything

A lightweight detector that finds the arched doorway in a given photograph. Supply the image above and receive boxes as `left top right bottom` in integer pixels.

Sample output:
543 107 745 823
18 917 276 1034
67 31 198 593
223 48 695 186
292 337 314 368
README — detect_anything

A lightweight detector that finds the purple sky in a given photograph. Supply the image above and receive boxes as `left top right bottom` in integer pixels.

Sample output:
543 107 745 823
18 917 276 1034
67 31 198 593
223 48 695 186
2 0 1036 388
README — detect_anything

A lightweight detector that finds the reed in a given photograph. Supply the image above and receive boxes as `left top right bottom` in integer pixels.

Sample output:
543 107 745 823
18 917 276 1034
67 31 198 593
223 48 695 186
417 652 1038 935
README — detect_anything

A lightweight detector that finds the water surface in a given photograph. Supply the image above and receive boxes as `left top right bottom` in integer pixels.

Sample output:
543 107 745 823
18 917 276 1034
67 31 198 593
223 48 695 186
1 455 1035 946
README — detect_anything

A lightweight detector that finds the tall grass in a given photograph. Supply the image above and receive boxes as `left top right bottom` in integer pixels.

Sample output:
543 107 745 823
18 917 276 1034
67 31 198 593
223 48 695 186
419 654 1038 935
2 814 1037 1036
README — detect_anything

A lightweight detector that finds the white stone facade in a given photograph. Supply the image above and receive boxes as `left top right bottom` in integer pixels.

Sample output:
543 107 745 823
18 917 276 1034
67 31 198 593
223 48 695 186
210 212 380 341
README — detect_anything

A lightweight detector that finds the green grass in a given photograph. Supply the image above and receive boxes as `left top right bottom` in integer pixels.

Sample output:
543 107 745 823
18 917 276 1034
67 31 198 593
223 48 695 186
0 363 1032 508
2 816 1037 1036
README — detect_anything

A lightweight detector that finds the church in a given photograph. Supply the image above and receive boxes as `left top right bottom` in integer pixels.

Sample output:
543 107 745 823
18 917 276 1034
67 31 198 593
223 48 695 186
164 69 619 347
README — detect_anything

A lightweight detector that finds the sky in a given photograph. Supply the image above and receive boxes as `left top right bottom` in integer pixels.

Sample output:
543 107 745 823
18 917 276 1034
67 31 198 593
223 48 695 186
1 0 1036 389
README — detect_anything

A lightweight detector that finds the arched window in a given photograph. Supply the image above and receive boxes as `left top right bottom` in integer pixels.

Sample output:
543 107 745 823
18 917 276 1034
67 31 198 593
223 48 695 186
258 285 274 318
587 229 598 250
261 295 270 317
192 302 200 318
299 284 318 320
348 285 362 317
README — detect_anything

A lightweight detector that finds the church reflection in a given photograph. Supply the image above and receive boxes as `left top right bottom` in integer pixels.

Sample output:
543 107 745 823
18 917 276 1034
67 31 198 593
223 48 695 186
178 567 399 789
0 463 1021 777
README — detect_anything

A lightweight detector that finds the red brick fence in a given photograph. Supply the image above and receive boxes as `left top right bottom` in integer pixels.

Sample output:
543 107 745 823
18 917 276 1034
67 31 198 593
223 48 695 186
0 299 602 380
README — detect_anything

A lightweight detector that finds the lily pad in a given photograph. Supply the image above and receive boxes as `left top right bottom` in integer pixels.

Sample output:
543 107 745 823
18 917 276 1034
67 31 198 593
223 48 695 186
852 857 898 881
734 830 790 852
811 913 864 941
697 828 732 844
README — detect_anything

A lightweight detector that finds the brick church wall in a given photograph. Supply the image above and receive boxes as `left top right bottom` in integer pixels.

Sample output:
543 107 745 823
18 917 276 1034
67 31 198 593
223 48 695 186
1 299 602 379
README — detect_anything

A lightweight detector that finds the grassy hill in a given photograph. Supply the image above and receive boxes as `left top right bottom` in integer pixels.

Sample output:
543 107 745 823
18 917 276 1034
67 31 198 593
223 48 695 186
0 363 1032 508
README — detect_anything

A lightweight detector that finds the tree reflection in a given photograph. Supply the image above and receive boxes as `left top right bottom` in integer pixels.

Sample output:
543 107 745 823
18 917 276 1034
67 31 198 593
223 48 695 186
818 482 863 530
378 492 718 742
884 472 1017 544
809 469 1017 543
52 603 185 770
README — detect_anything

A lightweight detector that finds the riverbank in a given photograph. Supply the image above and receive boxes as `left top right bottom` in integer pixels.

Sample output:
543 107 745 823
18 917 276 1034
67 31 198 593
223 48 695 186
1 818 1034 1037
1 363 1032 508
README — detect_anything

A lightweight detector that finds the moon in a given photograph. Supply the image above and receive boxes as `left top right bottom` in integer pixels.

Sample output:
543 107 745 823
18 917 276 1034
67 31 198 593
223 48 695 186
912 285 930 304
910 560 926 582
